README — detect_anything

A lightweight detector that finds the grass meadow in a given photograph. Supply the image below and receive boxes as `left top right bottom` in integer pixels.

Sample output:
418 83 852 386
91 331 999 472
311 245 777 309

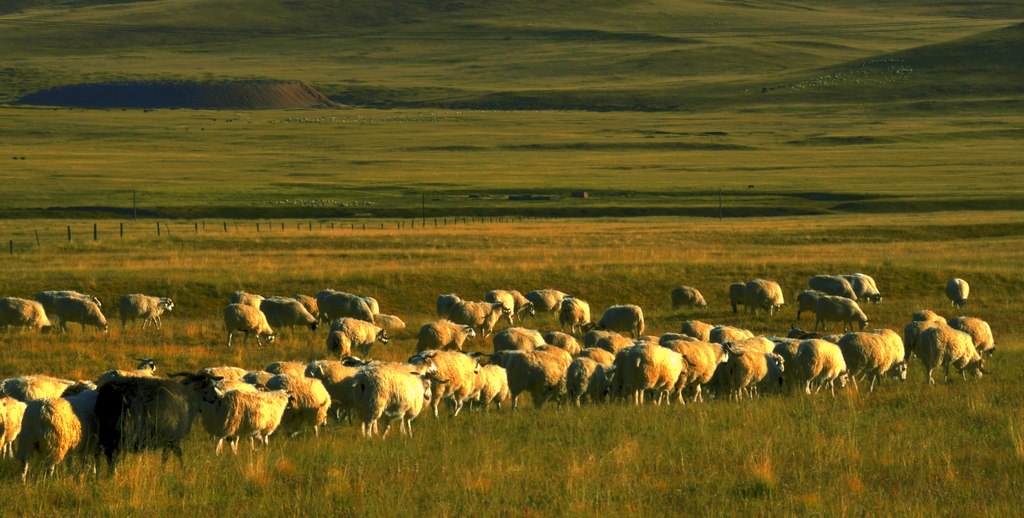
0 213 1022 514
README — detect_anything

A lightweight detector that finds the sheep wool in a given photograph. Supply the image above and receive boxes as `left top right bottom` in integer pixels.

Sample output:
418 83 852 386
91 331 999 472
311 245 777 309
17 397 82 481
0 298 53 332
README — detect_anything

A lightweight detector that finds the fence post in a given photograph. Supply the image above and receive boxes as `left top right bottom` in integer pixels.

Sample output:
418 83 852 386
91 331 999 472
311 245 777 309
223 222 228 232
67 226 72 242
120 223 124 239
156 222 161 236
35 230 40 246
9 240 12 255
93 223 97 241
257 222 260 232
164 223 170 236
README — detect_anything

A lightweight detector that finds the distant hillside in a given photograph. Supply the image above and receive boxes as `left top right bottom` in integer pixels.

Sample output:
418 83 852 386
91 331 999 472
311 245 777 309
16 80 336 109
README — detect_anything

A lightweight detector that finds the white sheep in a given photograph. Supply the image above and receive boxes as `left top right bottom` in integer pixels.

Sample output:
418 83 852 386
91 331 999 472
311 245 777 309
728 283 746 313
447 300 511 338
918 324 986 385
50 296 108 333
485 289 535 324
264 361 307 378
316 290 374 322
614 343 685 405
0 375 80 402
229 290 264 308
360 295 380 316
327 317 389 357
793 339 849 397
524 289 571 314
470 364 510 410
912 309 947 325
17 397 82 481
679 320 714 341
242 370 274 387
708 325 754 344
34 290 102 315
902 320 939 361
198 366 249 381
0 297 53 332
594 332 634 354
197 387 291 454
808 275 858 300
492 327 546 353
566 357 611 406
743 279 785 316
293 294 319 321
305 360 360 422
489 347 572 409
61 385 99 473
415 320 476 352
435 293 462 319
721 342 785 400
96 358 158 385
544 331 582 355
948 316 995 357
945 277 969 309
558 297 592 335
264 374 331 437
671 286 707 310
578 347 616 367
118 294 174 330
224 303 275 347
372 313 407 338
796 290 824 320
0 396 27 459
814 295 868 332
596 304 645 338
352 361 436 438
583 329 616 348
408 350 480 417
660 339 727 403
259 297 319 333
837 330 907 391
842 273 882 303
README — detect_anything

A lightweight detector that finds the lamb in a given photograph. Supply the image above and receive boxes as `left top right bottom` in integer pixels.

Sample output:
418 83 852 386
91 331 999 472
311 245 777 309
708 325 754 344
671 286 708 310
814 295 868 332
17 397 82 481
808 275 858 300
912 309 947 325
492 327 546 353
721 343 785 400
293 294 319 321
837 330 907 391
408 350 481 417
614 343 686 405
96 358 158 385
945 277 969 309
198 366 248 381
796 290 824 320
196 387 291 454
679 320 714 341
436 293 462 319
50 296 108 333
352 361 436 437
917 324 986 385
948 316 995 356
447 300 511 338
316 290 374 322
305 360 360 422
471 364 510 410
258 297 318 333
264 374 331 437
415 320 476 352
596 304 645 338
728 283 746 314
524 289 571 314
0 375 79 402
485 289 535 324
327 317 389 357
224 303 275 347
0 297 53 332
372 313 407 337
743 279 785 316
0 397 27 459
118 294 174 330
544 331 582 355
558 297 592 335
578 347 616 367
229 290 264 308
264 361 307 378
566 357 611 406
842 273 882 303
793 339 849 396
594 332 634 354
488 347 572 409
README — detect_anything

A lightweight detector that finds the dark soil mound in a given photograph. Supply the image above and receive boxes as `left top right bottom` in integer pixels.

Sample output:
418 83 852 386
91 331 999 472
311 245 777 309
16 80 336 109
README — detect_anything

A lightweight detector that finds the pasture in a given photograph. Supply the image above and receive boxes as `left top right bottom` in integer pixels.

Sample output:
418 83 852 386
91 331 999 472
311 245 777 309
0 213 1022 514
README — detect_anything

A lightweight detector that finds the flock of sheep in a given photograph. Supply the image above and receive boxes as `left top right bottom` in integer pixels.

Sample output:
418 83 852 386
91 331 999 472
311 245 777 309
0 274 994 482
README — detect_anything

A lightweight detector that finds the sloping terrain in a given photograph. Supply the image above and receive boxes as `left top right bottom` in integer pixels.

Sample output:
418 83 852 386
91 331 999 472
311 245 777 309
16 80 336 109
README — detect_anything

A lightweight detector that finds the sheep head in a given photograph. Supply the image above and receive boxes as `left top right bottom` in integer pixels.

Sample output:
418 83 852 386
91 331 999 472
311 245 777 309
376 329 390 344
889 361 908 381
134 357 158 372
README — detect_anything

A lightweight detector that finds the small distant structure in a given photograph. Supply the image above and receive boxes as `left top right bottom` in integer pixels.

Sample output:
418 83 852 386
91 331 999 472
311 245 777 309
570 191 589 199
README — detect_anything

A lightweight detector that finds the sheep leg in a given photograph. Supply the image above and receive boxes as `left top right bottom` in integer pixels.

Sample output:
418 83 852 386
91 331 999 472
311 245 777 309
227 331 234 348
21 461 29 483
452 400 464 417
693 385 703 403
868 375 878 392
215 438 224 455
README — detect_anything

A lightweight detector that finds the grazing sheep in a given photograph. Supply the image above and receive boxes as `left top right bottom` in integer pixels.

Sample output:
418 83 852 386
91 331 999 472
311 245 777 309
489 347 572 409
902 320 939 361
793 339 849 396
948 316 995 357
558 297 592 335
224 303 275 347
578 347 616 367
34 290 102 315
242 371 274 387
544 331 582 355
595 332 635 354
525 289 571 314
305 360 360 422
415 320 475 352
721 343 785 400
327 317 389 357
293 294 319 321
408 350 480 418
259 297 318 333
215 379 260 394
229 290 264 308
614 343 686 405
50 296 108 333
658 333 695 344
596 305 645 338
796 290 824 320
744 279 785 316
197 387 291 454
814 295 868 332
118 294 174 330
198 366 248 381
583 329 616 349
352 361 436 438
808 275 858 300
448 300 511 338
492 327 546 353
671 286 708 310
264 361 307 378
0 297 52 332
771 338 803 392
708 325 754 344
945 278 969 309
728 336 776 354
471 364 510 410
912 309 947 325
1 397 27 459
918 324 986 385
96 358 158 385
843 273 882 303
372 313 407 337
436 293 462 319
61 386 100 473
264 374 331 437
679 320 714 342
316 290 374 323
566 357 611 406
837 330 907 391
17 397 82 481
0 375 79 402
360 296 380 316
485 289 535 324
728 283 746 314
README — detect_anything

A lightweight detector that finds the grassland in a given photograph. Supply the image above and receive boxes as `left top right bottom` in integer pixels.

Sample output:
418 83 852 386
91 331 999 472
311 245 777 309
0 213 1023 514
